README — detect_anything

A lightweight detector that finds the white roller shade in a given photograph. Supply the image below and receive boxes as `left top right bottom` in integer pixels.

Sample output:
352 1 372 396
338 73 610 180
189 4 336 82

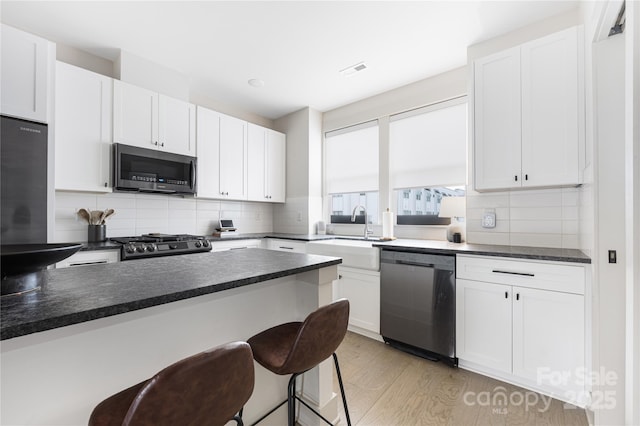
390 98 467 189
325 121 379 194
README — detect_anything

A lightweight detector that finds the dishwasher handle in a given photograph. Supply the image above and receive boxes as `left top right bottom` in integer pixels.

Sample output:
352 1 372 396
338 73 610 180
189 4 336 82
395 259 435 269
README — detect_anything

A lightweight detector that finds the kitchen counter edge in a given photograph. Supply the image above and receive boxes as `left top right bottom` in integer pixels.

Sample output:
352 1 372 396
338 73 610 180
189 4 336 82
1 250 342 340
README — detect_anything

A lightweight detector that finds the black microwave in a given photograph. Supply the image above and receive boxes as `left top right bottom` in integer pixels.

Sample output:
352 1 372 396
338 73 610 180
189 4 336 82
113 143 197 194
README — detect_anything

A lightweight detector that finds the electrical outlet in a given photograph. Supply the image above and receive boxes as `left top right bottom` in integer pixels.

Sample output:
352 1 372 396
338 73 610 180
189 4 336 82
482 210 496 228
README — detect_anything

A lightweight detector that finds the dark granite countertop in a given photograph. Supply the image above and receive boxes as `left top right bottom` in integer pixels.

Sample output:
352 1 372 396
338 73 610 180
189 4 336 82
1 249 341 340
372 239 591 264
81 241 122 251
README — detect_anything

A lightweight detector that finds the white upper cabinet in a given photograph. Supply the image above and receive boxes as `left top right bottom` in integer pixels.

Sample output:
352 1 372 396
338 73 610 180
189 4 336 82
474 26 583 191
158 95 196 156
474 47 522 190
55 62 113 192
520 27 581 188
247 123 286 203
196 107 247 200
1 24 53 123
113 80 195 156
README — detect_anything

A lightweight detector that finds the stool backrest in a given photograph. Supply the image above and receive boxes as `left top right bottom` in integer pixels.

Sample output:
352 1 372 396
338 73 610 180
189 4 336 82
123 341 254 426
282 298 350 374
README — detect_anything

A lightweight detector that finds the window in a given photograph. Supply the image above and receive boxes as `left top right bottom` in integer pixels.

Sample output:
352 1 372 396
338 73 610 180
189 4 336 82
325 121 379 224
389 97 467 225
389 97 467 189
395 186 465 225
330 191 379 224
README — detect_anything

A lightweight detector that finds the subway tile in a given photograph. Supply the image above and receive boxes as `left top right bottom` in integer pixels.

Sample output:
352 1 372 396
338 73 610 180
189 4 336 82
55 191 98 209
135 196 168 210
466 193 510 209
562 205 579 220
510 190 561 207
510 220 562 234
510 206 562 221
510 233 562 248
562 220 579 234
562 190 579 206
466 231 510 246
562 234 580 249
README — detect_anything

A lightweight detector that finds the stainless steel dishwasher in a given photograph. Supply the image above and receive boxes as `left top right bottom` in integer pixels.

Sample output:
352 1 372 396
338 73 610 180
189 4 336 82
380 249 457 366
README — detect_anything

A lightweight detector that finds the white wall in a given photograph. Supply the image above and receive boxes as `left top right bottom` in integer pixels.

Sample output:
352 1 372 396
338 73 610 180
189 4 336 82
593 32 626 426
54 191 273 242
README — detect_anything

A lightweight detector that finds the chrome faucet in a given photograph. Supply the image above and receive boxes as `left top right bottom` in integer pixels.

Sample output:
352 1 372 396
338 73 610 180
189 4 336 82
351 205 373 239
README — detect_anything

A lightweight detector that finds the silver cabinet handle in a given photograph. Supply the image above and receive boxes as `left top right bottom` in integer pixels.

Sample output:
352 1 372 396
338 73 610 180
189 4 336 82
279 246 294 250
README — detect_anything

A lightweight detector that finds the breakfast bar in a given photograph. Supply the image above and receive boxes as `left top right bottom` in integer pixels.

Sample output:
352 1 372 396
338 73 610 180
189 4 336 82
1 249 341 425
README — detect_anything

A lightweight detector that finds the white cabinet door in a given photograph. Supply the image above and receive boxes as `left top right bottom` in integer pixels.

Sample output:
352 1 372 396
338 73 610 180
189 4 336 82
1 24 52 123
196 106 221 199
248 124 286 202
336 266 380 334
456 278 512 373
473 47 522 191
55 62 113 192
247 123 267 201
158 95 195 156
266 129 286 203
113 80 158 150
512 286 584 395
219 113 247 200
521 26 580 187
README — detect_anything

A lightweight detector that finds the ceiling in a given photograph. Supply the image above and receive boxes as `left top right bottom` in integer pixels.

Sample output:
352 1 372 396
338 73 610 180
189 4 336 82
1 1 580 120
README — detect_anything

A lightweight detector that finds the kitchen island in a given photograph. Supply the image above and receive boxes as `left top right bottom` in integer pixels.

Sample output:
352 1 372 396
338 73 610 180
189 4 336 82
1 249 341 425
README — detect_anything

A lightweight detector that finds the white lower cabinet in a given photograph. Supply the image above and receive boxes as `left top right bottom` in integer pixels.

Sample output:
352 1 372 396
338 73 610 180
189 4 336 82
335 266 380 337
456 279 512 373
456 254 587 406
264 239 306 253
56 250 120 268
210 239 262 252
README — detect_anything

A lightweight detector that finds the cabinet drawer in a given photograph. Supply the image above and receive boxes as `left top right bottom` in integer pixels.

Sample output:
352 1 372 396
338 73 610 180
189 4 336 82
456 254 585 295
265 239 306 253
211 239 262 252
56 250 120 268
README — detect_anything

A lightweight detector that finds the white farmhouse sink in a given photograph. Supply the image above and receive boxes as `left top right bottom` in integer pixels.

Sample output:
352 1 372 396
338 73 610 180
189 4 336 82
307 239 380 271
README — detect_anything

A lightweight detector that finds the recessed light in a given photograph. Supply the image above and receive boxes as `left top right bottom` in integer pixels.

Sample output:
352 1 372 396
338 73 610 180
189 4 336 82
248 78 265 88
339 62 367 77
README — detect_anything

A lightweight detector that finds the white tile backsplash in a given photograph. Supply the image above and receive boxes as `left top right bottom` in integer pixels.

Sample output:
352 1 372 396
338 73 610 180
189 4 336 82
466 187 583 249
54 191 273 242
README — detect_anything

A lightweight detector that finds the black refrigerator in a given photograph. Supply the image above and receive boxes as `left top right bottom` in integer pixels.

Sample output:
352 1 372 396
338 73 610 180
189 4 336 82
1 115 48 244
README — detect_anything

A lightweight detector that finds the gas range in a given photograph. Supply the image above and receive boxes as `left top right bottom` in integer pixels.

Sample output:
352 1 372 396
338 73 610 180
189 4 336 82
110 234 211 260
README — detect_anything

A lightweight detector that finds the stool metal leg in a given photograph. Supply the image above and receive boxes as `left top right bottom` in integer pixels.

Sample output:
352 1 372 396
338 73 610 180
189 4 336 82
333 353 352 426
251 355 351 426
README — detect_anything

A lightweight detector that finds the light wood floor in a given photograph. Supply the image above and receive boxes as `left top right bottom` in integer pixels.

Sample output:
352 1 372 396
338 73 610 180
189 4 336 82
332 332 588 426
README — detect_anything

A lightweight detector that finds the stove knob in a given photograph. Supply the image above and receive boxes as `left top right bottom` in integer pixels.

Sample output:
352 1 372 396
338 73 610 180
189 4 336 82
136 246 145 253
169 244 178 249
146 244 156 252
202 240 210 247
194 241 202 248
126 245 136 254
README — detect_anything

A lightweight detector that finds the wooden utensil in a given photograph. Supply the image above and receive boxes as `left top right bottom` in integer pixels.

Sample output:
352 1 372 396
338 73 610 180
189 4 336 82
77 208 91 224
101 209 115 224
90 210 103 225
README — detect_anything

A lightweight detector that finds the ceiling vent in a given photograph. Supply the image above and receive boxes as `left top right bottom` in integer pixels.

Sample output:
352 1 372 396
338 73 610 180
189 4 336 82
340 62 367 77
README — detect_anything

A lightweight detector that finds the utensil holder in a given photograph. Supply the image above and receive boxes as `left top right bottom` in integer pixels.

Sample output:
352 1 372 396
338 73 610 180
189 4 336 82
88 224 106 243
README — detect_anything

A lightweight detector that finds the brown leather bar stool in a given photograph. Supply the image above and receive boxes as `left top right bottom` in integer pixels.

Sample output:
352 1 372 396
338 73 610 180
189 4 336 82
248 298 351 426
89 341 254 426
